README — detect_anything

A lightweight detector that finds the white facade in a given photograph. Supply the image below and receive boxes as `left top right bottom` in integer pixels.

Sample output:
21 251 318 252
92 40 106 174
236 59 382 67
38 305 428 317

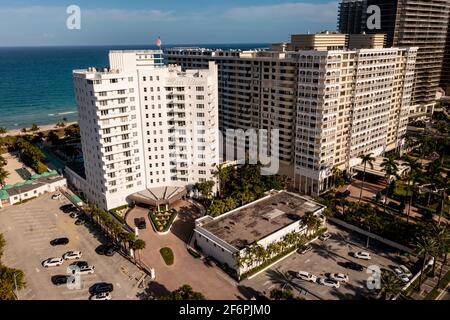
167 45 417 195
73 50 219 210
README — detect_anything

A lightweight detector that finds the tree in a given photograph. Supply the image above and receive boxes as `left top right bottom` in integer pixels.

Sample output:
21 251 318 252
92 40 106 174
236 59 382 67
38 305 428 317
331 166 345 188
131 239 146 263
0 265 26 300
194 180 215 199
270 288 304 300
303 212 322 236
213 164 232 197
20 128 27 134
30 124 39 132
414 235 438 291
64 125 80 140
431 225 450 282
0 168 9 187
0 127 6 134
358 153 376 202
160 284 205 300
0 155 6 167
0 233 5 261
379 270 403 300
46 131 60 145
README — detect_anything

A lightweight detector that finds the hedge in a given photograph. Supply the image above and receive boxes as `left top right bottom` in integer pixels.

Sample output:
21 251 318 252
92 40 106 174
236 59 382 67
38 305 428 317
160 247 174 265
149 209 177 233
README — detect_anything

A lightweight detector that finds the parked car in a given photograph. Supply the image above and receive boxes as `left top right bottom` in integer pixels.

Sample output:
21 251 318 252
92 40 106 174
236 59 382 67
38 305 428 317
70 261 89 268
42 257 64 268
90 282 114 295
90 292 112 300
353 251 371 260
296 245 313 255
72 265 95 275
134 217 146 230
297 271 317 283
50 237 69 246
398 265 413 278
329 273 349 283
74 218 86 226
341 261 364 272
70 211 83 219
319 232 331 241
52 193 62 200
60 204 76 213
51 275 73 286
62 251 82 260
95 244 118 256
318 277 340 288
398 274 410 283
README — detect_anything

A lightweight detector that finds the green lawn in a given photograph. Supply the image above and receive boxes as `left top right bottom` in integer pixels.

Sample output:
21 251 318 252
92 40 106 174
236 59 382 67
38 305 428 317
160 247 174 265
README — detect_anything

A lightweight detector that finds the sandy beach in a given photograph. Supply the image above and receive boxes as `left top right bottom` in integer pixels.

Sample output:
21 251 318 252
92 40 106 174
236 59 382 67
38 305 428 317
0 121 78 138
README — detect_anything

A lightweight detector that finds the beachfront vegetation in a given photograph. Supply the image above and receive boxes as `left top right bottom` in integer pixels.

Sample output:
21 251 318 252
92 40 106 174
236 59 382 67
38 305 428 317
0 127 6 134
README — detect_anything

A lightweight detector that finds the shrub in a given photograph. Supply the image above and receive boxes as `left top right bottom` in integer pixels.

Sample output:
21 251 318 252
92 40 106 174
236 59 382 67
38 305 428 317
160 247 174 265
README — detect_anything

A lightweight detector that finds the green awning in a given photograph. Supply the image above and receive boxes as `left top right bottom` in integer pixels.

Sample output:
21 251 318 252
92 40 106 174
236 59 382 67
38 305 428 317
0 190 9 200
3 184 14 190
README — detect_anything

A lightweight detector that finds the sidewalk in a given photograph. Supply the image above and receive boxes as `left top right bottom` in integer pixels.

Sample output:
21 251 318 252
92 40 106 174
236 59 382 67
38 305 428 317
410 261 450 300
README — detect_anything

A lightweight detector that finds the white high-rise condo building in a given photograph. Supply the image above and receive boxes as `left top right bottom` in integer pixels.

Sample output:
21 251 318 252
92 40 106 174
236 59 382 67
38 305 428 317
166 33 417 196
72 50 219 210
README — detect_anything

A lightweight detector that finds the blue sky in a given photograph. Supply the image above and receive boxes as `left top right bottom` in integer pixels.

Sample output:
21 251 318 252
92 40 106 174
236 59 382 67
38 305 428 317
0 0 339 46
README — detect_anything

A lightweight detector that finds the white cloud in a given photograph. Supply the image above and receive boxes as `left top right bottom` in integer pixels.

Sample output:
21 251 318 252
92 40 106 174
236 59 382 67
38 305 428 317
224 1 339 23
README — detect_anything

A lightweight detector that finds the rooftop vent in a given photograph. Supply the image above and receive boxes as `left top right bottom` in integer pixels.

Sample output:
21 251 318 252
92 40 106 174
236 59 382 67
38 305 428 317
262 209 284 221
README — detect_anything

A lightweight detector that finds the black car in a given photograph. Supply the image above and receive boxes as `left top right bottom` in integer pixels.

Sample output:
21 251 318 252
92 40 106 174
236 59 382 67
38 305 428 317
60 204 76 213
90 282 114 295
95 244 118 256
134 217 146 230
74 218 86 226
70 261 89 268
51 275 72 286
50 237 69 246
341 261 365 272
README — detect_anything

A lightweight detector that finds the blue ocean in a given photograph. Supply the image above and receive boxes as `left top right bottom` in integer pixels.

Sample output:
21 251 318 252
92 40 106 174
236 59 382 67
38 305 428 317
0 44 268 129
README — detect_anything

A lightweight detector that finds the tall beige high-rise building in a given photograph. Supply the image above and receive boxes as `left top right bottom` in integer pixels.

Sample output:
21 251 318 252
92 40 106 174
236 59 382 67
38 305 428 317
338 0 450 119
166 35 417 195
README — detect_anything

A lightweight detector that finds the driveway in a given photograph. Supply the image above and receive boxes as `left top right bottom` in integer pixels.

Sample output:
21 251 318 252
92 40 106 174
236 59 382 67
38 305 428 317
126 200 243 300
0 194 146 300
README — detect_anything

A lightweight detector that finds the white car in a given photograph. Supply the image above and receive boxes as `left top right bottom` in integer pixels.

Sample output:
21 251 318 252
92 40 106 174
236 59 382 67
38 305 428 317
398 265 413 278
73 265 95 275
319 232 331 241
42 257 64 268
90 292 112 300
52 193 62 200
297 271 317 283
398 274 410 283
62 251 82 260
354 251 371 260
329 273 349 283
318 277 340 288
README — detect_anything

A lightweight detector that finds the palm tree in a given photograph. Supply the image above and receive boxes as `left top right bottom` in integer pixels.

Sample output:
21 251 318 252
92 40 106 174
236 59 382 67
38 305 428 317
213 164 232 198
402 156 422 223
331 166 345 188
379 270 403 300
358 153 375 202
0 168 9 187
414 235 438 291
0 127 6 134
0 154 7 167
432 226 450 282
303 212 322 236
131 239 146 263
380 157 399 213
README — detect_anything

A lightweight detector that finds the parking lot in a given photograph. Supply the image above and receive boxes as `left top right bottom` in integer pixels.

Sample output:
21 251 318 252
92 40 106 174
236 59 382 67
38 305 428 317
243 222 416 300
0 194 146 300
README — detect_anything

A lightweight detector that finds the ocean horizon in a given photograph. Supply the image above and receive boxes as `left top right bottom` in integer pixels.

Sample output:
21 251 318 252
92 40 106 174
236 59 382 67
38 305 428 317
0 43 269 129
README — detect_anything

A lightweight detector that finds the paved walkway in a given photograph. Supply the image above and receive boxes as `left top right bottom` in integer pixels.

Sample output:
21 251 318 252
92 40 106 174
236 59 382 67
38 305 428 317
125 200 243 300
410 260 450 300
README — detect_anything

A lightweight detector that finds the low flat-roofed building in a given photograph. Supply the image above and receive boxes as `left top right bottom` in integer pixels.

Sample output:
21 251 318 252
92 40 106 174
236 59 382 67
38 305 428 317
194 190 326 276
